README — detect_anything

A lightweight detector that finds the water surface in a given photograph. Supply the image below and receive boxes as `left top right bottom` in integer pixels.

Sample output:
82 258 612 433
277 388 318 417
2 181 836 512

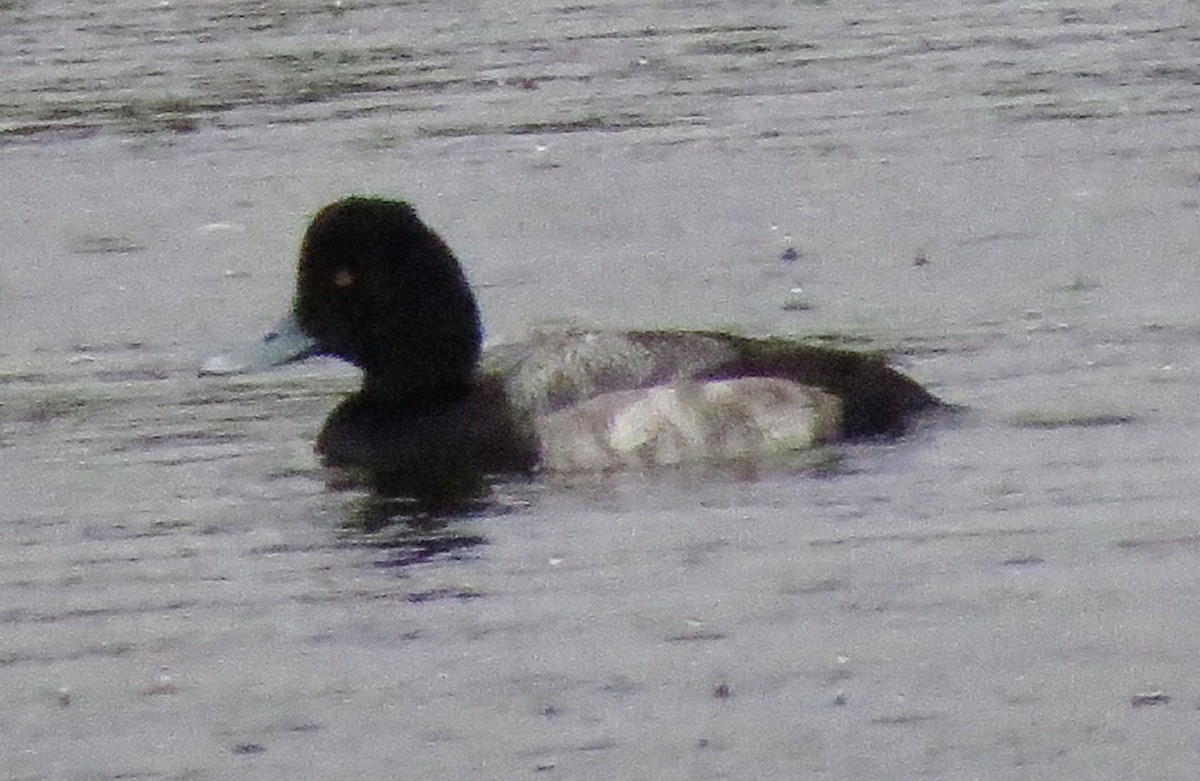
2 1 1198 779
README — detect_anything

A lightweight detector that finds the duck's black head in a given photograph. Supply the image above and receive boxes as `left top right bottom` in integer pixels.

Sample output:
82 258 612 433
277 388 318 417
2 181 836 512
296 198 482 402
200 197 483 404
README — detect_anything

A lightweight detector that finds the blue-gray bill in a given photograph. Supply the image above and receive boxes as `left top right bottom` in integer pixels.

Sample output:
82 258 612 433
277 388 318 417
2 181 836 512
199 311 318 376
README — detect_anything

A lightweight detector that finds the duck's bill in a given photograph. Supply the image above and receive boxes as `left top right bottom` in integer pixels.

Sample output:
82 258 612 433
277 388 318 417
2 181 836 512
199 311 319 376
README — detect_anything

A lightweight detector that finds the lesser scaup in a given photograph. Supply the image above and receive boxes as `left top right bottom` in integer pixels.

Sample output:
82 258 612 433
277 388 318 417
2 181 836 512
203 196 942 496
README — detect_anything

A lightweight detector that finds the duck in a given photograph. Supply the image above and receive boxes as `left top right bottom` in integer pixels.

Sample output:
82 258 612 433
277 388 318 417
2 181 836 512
202 196 943 497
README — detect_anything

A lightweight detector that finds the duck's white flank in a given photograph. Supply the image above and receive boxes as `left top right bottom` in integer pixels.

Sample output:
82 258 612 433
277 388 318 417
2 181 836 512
537 377 841 472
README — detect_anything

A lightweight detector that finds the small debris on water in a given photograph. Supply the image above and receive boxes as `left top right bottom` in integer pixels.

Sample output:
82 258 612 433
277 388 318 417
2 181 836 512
1131 691 1170 708
1002 554 1045 567
140 670 180 696
72 234 144 255
232 743 267 755
782 287 812 311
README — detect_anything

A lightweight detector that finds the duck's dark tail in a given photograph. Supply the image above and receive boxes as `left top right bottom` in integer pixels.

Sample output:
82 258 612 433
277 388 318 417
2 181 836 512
714 337 945 439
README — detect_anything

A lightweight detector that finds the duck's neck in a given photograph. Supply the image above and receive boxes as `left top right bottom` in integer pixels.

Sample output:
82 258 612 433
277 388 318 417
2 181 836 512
360 371 477 410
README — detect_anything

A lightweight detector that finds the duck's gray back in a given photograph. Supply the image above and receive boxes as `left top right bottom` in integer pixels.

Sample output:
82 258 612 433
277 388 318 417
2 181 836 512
482 330 739 416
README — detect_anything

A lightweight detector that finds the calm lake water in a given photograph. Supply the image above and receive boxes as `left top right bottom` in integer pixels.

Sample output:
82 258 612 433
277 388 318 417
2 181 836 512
2 1 1198 779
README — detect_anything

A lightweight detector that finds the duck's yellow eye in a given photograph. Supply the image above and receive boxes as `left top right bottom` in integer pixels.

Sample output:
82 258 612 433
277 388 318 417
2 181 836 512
333 268 355 288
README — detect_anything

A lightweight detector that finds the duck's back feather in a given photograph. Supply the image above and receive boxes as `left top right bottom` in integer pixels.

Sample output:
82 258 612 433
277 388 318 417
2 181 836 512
487 329 937 437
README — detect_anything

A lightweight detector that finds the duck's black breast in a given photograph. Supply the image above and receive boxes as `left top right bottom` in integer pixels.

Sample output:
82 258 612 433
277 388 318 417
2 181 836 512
315 374 538 475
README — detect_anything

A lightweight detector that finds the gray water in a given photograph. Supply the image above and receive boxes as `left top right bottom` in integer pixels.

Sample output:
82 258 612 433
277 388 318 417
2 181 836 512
2 1 1198 779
